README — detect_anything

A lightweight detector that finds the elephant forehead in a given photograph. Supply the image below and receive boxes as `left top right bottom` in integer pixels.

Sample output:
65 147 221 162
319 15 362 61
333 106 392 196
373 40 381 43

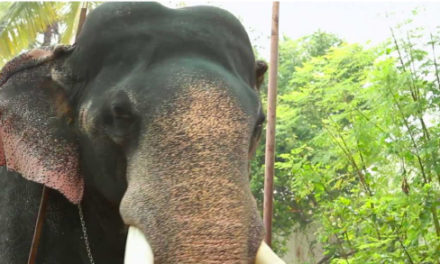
79 3 249 51
68 2 256 87
152 82 251 142
131 81 253 169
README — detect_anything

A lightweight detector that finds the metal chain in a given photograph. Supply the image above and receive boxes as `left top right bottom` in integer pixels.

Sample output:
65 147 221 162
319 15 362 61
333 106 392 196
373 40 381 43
78 204 96 264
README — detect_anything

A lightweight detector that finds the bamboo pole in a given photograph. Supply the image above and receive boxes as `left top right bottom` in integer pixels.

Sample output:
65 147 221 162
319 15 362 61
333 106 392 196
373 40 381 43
263 1 280 247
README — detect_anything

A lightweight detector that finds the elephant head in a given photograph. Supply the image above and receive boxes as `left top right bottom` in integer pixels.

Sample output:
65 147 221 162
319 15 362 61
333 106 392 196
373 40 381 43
0 3 283 263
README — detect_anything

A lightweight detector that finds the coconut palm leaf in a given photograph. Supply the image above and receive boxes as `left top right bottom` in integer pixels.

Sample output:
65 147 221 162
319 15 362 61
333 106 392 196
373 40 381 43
0 2 59 62
0 3 11 19
61 2 102 44
60 2 83 44
0 2 100 66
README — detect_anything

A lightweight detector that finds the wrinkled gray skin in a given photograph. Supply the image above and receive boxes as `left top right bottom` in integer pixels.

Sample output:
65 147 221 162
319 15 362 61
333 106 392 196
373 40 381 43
0 3 267 263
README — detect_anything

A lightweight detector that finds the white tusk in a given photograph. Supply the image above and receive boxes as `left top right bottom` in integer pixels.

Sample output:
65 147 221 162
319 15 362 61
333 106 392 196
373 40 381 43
124 226 154 264
124 228 282 264
255 241 286 264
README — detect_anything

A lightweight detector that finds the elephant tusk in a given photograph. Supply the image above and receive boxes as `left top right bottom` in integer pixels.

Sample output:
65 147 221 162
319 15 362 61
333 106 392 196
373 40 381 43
255 241 286 264
124 227 284 264
124 226 154 264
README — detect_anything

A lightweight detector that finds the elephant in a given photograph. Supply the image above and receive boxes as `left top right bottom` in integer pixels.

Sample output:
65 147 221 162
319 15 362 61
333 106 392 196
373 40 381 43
0 2 284 264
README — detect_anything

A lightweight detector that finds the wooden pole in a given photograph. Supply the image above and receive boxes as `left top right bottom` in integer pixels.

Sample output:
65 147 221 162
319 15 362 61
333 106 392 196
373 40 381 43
27 187 49 264
76 5 88 40
263 1 280 247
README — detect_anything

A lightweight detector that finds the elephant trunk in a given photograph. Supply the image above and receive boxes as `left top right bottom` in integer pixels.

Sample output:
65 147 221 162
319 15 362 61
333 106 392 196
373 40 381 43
120 155 264 263
119 85 265 263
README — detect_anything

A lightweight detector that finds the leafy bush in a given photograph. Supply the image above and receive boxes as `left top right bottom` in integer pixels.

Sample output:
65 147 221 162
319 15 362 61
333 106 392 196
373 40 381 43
251 21 440 263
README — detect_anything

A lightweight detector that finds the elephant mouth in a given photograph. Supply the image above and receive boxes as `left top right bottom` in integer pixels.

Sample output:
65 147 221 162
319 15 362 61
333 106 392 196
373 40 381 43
124 226 285 264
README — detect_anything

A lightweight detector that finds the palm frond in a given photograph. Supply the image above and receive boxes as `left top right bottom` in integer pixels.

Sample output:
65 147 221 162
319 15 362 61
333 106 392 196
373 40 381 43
0 2 101 67
60 2 82 44
60 2 102 44
0 2 12 19
0 2 59 61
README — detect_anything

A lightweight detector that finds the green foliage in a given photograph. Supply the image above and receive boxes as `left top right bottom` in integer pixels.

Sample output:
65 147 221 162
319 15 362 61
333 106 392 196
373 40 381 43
0 2 58 60
0 2 100 66
251 31 346 255
251 18 440 263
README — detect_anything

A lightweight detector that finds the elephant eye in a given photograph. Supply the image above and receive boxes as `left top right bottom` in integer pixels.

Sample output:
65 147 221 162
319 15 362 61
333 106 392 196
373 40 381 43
102 103 134 126
102 97 138 146
253 113 265 139
256 113 265 128
112 104 133 119
249 113 265 160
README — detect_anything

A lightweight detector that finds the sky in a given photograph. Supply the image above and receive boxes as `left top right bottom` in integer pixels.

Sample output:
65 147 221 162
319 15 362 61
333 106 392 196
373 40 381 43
161 1 440 60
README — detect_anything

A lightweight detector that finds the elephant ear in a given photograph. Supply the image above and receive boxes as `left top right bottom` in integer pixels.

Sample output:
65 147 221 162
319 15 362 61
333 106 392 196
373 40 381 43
255 60 268 90
0 46 83 204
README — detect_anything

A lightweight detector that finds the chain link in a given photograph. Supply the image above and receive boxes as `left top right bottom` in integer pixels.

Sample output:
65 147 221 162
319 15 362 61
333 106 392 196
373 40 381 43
78 204 96 264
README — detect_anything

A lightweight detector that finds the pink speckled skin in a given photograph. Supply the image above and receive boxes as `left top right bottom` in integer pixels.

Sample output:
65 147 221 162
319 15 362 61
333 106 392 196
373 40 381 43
0 119 82 204
0 46 83 204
